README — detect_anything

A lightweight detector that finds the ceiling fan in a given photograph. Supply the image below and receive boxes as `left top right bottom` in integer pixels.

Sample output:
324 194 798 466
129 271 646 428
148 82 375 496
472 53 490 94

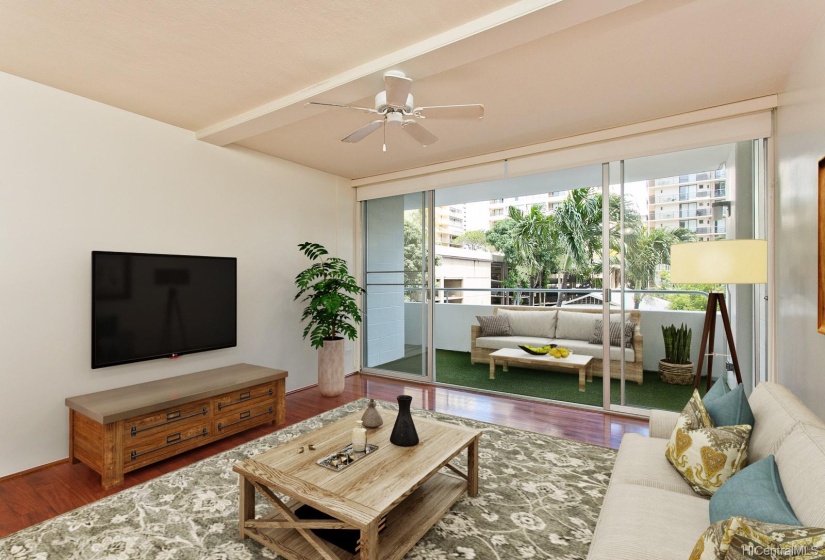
306 71 484 152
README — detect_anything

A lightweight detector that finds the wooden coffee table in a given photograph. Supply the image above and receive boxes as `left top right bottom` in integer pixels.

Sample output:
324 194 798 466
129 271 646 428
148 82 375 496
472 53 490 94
233 408 481 560
489 347 594 391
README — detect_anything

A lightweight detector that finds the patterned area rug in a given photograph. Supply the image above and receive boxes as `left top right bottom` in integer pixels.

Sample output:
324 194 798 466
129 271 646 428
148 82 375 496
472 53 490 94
1 399 616 560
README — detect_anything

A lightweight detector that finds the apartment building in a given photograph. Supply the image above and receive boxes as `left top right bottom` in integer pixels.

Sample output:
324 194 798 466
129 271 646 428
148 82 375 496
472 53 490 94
647 169 729 240
487 192 568 229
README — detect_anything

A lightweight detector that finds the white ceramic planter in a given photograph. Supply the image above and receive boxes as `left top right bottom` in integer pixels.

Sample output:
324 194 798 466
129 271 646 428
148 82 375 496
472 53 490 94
318 337 345 397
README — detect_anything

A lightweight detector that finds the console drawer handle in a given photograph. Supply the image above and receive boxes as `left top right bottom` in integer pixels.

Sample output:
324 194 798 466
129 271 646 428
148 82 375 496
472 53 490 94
218 407 273 432
130 428 208 461
217 387 273 411
130 407 208 437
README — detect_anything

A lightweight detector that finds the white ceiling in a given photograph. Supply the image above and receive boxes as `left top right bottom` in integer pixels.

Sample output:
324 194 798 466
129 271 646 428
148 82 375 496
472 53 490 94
1 0 823 180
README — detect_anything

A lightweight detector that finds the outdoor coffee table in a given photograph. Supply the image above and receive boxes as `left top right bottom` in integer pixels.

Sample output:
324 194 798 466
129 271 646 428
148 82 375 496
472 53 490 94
489 347 594 391
233 408 481 560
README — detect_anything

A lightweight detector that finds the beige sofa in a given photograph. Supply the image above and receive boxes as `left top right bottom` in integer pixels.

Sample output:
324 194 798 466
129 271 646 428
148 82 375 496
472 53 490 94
587 382 825 559
470 306 644 384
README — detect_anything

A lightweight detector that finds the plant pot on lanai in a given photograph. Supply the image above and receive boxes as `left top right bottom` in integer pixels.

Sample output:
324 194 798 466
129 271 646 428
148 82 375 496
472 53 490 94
294 242 365 397
659 323 693 385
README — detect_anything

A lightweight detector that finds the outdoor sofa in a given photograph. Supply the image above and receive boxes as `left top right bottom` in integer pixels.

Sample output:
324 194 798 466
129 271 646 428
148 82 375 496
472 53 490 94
470 306 644 384
587 381 825 559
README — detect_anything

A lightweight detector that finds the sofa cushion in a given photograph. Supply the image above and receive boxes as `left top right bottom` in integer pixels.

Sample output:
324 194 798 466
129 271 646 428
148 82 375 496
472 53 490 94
610 433 696 496
649 409 681 440
474 335 553 350
587 484 710 560
666 390 751 497
709 455 800 525
495 309 557 338
748 382 825 463
553 339 635 362
774 422 825 528
475 315 511 336
704 383 755 428
555 310 599 340
588 319 636 348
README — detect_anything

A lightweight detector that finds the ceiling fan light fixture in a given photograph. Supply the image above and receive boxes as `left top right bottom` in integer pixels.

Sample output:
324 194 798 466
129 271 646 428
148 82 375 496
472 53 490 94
386 112 403 126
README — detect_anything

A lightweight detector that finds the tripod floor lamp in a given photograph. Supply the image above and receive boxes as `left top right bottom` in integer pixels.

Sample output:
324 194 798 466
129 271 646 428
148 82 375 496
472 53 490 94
669 239 767 391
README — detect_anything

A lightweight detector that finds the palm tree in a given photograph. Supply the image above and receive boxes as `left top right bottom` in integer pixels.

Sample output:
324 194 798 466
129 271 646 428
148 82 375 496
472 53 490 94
508 205 555 304
549 188 603 304
624 227 695 308
599 192 644 287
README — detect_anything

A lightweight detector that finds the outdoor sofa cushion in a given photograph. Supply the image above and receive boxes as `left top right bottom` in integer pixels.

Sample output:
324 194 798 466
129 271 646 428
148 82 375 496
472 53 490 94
551 339 634 362
474 336 554 351
495 308 557 338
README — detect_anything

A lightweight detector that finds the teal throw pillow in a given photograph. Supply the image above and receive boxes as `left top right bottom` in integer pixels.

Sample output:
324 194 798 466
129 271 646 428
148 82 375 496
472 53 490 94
704 375 731 403
704 382 755 428
710 455 800 526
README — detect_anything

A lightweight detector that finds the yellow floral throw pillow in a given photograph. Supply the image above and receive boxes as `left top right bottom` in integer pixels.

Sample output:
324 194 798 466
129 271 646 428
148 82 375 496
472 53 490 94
690 516 825 560
666 390 752 497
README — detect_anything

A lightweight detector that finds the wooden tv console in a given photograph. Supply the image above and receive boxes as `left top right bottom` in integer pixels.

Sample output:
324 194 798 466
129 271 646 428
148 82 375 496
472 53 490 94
66 363 287 489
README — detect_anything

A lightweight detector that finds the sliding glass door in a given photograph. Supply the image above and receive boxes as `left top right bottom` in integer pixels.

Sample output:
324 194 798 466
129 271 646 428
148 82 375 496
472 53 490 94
609 141 768 413
360 140 769 414
362 192 431 379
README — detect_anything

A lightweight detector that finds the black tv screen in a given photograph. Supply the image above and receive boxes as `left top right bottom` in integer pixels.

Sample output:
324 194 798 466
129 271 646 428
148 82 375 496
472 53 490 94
92 251 237 369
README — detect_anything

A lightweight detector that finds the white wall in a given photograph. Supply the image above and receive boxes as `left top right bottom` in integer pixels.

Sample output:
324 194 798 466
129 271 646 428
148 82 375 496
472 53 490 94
0 72 355 476
775 14 825 419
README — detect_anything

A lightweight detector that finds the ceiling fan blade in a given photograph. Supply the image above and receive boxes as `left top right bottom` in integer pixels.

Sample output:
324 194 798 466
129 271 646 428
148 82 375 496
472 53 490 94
402 120 438 147
306 101 378 114
342 119 384 143
413 104 484 119
385 74 412 108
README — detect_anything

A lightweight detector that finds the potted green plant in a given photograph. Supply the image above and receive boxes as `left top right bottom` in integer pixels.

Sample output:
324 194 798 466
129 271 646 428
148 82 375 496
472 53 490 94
294 242 365 397
659 323 693 385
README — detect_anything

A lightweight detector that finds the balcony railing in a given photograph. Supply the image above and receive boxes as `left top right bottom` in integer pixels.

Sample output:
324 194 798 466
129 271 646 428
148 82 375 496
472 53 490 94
654 211 678 220
679 208 710 218
679 191 710 201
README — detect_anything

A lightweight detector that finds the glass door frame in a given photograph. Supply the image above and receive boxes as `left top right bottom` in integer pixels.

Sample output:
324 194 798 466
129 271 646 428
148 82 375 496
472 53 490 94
360 192 435 383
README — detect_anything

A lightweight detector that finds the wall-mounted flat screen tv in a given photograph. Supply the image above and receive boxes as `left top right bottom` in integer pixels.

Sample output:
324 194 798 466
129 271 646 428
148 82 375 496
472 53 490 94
92 251 237 369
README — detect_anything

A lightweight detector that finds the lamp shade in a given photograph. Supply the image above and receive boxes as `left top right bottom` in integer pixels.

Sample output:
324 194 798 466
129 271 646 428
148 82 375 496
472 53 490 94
669 239 767 284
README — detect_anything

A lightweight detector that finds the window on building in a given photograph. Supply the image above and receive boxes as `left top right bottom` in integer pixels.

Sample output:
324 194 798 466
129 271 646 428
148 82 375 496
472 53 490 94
679 202 697 218
679 184 698 200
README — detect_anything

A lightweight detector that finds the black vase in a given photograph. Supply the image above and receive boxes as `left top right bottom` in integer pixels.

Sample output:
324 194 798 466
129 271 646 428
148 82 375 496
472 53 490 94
390 395 419 447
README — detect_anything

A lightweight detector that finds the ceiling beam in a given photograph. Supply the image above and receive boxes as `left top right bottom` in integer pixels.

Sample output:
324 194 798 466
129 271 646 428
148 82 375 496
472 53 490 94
196 0 643 146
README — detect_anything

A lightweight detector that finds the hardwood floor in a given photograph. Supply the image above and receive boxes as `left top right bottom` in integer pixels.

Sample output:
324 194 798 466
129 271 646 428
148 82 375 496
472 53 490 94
0 373 647 538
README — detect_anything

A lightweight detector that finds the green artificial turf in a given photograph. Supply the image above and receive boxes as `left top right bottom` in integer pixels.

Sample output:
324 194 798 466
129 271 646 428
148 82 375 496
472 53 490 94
380 349 701 412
